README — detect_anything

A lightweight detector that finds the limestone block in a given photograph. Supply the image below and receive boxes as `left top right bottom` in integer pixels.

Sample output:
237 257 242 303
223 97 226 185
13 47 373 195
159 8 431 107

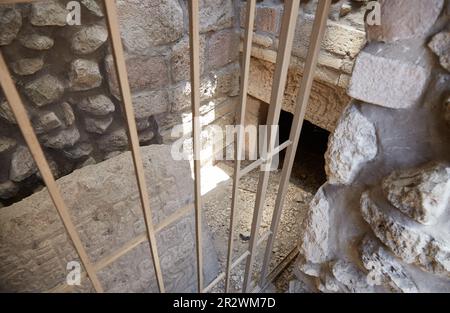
199 0 233 33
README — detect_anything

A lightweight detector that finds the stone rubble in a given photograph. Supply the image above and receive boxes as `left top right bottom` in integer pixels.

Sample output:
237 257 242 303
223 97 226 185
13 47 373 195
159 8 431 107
428 31 450 73
19 34 54 50
24 75 65 107
0 6 22 46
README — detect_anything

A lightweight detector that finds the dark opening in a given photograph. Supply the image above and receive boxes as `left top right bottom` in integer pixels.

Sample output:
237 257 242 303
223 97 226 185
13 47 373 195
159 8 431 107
278 110 329 193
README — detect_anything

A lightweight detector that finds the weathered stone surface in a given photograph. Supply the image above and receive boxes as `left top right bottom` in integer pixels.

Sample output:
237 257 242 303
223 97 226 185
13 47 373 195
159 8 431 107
63 142 93 160
19 34 54 50
69 59 102 91
348 51 430 109
0 145 219 292
208 29 239 70
81 0 104 17
132 90 169 119
25 75 64 107
78 94 115 116
138 128 154 144
105 54 168 98
0 6 22 46
33 111 62 134
116 0 183 54
382 162 450 225
60 102 75 126
97 127 128 152
0 181 19 199
171 36 206 82
360 236 418 293
199 0 233 33
325 104 377 185
40 127 80 149
0 100 16 124
360 191 450 276
10 146 37 182
30 0 69 26
296 254 322 277
299 186 330 263
71 25 108 55
367 0 444 42
11 58 44 76
0 136 16 154
84 115 113 134
331 260 373 292
428 31 450 72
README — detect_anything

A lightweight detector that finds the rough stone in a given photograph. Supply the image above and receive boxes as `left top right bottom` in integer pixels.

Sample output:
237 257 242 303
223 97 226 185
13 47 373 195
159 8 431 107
63 142 93 160
19 34 54 50
366 0 444 42
325 104 377 185
428 31 450 72
81 0 104 17
171 36 206 83
30 0 69 27
348 51 430 109
331 260 373 292
40 127 80 149
33 111 62 134
0 145 219 292
299 186 330 263
199 0 233 33
71 25 108 55
0 100 16 124
0 136 16 154
208 29 239 70
105 54 168 98
10 146 37 182
0 181 19 199
360 236 419 293
132 90 169 119
25 75 64 107
84 115 113 134
11 58 44 76
360 191 450 276
69 59 102 91
382 162 450 225
0 6 22 46
60 102 75 127
78 94 115 116
138 129 155 144
445 97 450 127
116 0 183 54
97 127 128 152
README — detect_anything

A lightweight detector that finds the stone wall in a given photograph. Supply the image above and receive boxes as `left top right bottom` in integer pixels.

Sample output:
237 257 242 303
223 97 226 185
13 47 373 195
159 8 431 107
0 0 240 205
239 0 367 132
294 0 450 293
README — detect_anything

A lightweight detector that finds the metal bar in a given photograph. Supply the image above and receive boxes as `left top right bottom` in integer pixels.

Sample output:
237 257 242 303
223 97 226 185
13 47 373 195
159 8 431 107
238 140 292 178
202 230 271 293
260 0 332 286
188 0 203 293
0 51 104 292
225 0 257 293
242 0 300 293
103 0 165 293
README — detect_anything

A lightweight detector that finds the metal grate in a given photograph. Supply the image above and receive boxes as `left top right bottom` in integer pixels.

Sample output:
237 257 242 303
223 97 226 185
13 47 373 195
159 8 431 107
0 0 332 293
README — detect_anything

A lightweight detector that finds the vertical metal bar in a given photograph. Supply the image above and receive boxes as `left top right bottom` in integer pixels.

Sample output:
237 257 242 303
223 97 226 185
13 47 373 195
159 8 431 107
260 0 332 286
0 51 104 293
188 0 203 293
103 0 165 293
242 0 300 292
225 0 256 293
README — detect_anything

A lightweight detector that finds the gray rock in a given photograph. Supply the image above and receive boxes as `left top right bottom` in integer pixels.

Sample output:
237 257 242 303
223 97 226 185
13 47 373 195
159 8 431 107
0 6 22 46
199 0 233 33
299 186 330 263
81 0 104 17
331 260 373 292
317 269 341 293
296 254 322 277
382 162 450 225
30 0 69 26
33 111 62 134
0 100 16 124
63 142 93 160
40 126 80 149
0 181 19 199
60 102 75 126
36 154 59 180
19 34 54 50
71 25 108 55
0 136 16 154
132 90 169 119
77 156 97 168
11 58 44 76
428 31 450 73
138 128 154 144
360 191 450 276
24 75 64 107
84 115 113 134
136 118 150 131
10 146 38 182
98 127 128 152
325 104 377 185
348 51 430 109
78 94 115 116
69 59 102 91
360 236 418 293
366 0 444 42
